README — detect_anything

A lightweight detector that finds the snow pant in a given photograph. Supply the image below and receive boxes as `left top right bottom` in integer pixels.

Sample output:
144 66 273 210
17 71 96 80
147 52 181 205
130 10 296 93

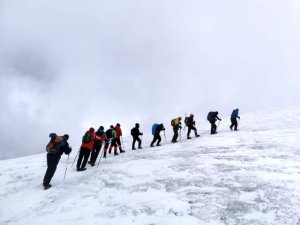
109 139 117 153
230 118 238 130
151 133 161 146
43 153 61 186
172 126 180 142
187 125 198 138
132 136 142 149
103 140 110 158
90 142 102 164
210 121 217 134
77 147 91 169
115 137 123 151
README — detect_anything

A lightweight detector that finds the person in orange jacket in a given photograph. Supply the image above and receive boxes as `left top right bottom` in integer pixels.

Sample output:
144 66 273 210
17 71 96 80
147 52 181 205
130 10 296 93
77 127 95 171
114 123 125 153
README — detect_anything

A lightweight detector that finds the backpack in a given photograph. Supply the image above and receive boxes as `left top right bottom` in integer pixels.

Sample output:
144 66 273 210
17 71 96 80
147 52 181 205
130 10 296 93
82 131 91 144
130 128 134 136
152 124 158 135
106 129 113 139
46 136 63 153
171 119 176 127
184 117 189 126
207 112 213 121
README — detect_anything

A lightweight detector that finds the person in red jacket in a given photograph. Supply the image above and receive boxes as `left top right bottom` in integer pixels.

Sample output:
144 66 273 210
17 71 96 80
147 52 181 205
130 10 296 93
77 127 95 171
114 123 125 153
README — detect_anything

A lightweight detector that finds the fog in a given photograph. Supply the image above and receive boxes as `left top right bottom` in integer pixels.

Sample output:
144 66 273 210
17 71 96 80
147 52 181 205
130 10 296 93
1 0 300 159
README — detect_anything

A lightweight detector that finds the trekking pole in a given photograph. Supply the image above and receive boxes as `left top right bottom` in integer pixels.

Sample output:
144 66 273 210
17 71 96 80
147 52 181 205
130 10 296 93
217 120 221 132
63 154 70 181
97 148 104 168
179 128 181 142
163 130 167 142
121 136 125 150
183 113 187 130
71 149 80 167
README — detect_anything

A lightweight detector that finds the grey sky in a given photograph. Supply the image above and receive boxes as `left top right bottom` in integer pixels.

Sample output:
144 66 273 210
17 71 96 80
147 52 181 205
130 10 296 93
0 0 299 159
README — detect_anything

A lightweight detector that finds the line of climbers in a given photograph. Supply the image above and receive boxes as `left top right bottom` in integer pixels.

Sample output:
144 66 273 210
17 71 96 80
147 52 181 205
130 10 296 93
43 108 240 189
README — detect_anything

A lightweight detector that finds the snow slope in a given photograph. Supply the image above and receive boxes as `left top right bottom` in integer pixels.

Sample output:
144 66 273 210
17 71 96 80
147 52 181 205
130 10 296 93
1 107 300 225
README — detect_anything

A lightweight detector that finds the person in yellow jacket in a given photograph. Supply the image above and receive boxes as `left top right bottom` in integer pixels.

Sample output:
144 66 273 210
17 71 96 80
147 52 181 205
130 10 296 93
171 116 182 143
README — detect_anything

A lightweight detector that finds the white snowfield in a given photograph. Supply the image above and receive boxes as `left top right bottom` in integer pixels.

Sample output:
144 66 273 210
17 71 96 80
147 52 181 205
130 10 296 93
1 107 300 225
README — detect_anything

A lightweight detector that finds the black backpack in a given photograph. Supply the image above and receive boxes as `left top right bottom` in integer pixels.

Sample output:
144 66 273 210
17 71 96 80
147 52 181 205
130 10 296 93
106 129 112 139
184 117 189 126
82 131 91 144
207 112 214 121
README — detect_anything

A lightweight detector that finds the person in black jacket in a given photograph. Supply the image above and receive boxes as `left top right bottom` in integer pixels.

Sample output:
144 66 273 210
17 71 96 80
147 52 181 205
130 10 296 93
186 114 200 139
89 126 106 166
209 111 222 134
131 123 143 150
43 133 72 190
150 124 165 147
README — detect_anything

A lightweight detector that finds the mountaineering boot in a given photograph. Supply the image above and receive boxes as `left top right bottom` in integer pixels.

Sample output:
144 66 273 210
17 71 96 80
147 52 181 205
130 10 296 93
91 163 95 167
132 147 136 150
196 134 200 137
230 126 233 131
103 151 107 158
120 150 125 153
150 145 154 147
109 148 112 154
157 144 161 146
114 151 119 156
44 184 52 190
138 147 143 149
187 137 192 139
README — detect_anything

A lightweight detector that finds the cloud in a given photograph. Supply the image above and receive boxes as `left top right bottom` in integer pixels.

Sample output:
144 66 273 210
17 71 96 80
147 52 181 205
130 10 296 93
0 0 300 159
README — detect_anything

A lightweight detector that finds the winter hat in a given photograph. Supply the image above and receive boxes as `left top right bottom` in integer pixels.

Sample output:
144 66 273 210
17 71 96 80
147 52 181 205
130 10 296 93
110 125 114 129
49 133 57 139
116 123 121 127
63 134 69 140
135 123 140 128
99 126 104 131
89 127 95 132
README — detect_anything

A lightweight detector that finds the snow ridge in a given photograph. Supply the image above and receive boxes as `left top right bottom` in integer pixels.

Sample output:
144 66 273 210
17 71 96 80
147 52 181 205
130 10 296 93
1 107 300 225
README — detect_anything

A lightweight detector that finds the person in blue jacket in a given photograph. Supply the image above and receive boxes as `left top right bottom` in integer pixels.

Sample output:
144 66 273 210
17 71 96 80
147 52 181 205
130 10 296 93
230 108 240 131
150 123 165 147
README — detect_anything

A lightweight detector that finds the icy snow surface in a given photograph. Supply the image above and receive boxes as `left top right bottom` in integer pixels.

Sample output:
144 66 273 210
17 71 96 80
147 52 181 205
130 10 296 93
1 107 300 225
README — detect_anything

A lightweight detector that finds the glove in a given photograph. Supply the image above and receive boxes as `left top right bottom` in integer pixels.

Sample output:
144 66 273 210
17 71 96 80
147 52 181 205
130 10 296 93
179 126 182 129
66 147 72 155
141 133 143 135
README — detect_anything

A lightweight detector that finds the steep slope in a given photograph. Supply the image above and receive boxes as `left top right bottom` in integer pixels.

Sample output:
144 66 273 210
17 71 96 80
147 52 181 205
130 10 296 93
1 107 300 225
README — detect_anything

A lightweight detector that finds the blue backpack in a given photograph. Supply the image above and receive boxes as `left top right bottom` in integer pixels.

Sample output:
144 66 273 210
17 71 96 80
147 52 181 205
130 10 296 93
152 124 158 135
